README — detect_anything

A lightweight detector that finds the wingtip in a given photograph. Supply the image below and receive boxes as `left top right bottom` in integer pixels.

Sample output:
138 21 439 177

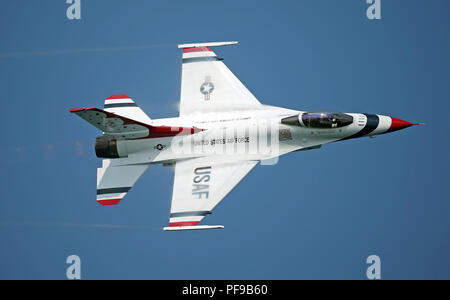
97 198 122 206
105 94 130 100
163 225 224 231
178 41 238 49
69 107 95 113
69 108 85 113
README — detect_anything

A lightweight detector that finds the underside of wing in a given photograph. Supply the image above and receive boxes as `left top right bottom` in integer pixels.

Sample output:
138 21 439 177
179 41 262 116
165 157 258 230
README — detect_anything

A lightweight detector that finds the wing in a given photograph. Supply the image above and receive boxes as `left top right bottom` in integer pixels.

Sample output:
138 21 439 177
178 41 262 116
96 159 149 205
164 157 258 230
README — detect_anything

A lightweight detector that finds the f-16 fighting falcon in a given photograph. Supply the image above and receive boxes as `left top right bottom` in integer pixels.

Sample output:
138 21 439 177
70 41 419 231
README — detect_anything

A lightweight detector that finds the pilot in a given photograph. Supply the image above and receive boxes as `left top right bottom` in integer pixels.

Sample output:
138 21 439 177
332 118 338 128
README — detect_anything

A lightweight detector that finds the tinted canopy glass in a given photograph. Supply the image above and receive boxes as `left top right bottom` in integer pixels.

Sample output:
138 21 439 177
301 112 353 128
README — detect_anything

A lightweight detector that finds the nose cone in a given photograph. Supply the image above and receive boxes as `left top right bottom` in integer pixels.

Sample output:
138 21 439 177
387 117 417 133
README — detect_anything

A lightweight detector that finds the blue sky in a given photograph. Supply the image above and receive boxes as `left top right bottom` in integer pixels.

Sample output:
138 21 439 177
0 0 449 279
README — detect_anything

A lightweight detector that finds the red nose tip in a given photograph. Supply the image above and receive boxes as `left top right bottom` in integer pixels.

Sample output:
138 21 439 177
387 117 416 133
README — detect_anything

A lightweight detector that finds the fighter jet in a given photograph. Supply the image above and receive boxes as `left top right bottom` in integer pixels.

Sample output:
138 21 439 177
70 41 419 231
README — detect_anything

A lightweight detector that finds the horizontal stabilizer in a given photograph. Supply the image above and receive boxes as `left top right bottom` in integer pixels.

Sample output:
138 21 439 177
96 160 149 205
163 225 224 231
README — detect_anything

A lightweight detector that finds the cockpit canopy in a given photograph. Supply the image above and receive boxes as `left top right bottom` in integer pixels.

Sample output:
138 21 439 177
302 112 353 128
281 112 353 128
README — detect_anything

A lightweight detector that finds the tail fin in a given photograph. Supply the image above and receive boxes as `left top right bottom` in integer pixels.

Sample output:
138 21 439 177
104 94 151 124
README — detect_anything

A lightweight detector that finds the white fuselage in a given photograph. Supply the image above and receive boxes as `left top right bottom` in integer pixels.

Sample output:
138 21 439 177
109 105 393 167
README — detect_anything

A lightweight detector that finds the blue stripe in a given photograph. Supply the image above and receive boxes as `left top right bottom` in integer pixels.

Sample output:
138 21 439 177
170 211 211 218
97 187 131 195
104 103 138 109
340 114 379 141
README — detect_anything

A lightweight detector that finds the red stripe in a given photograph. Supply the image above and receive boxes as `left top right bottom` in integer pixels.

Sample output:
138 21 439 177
182 47 212 53
105 94 130 100
169 221 199 227
69 108 87 112
147 126 204 139
97 198 121 206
